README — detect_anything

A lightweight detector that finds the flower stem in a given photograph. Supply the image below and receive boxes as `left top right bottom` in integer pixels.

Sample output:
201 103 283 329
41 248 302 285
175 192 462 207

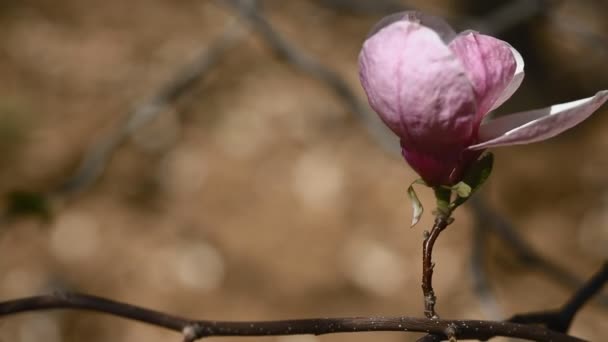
422 201 453 319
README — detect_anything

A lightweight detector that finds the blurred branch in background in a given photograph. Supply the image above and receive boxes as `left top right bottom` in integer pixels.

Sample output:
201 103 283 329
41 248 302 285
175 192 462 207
470 211 505 320
219 0 398 153
0 18 245 224
315 0 410 14
509 262 608 333
316 0 550 35
547 11 608 55
465 0 550 35
56 22 246 198
470 197 608 307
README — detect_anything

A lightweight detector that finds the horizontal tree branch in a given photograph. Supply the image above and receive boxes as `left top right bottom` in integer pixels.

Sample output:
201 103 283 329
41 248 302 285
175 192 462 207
0 292 586 342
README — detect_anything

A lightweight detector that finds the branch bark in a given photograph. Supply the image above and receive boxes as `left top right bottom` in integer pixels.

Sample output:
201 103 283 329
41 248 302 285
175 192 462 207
422 215 451 319
0 292 585 342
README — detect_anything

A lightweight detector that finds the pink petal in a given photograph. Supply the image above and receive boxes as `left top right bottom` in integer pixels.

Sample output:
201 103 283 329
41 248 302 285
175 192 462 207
449 32 517 119
359 20 477 151
402 142 483 186
469 90 608 150
366 11 457 43
489 47 525 111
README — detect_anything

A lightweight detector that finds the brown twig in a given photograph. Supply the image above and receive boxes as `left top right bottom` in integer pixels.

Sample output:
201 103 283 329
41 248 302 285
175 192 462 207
466 0 550 35
470 196 608 306
219 0 398 154
0 292 586 342
421 215 452 319
470 211 504 320
509 262 608 333
315 0 410 14
56 23 245 197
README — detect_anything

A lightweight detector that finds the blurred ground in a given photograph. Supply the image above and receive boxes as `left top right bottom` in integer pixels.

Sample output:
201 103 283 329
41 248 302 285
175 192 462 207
0 1 607 341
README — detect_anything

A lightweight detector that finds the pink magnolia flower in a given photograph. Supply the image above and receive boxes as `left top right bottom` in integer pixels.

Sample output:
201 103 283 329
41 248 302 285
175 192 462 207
359 12 608 186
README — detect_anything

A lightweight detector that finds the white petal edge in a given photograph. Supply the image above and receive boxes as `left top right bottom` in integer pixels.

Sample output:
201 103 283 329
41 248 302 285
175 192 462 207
488 47 525 112
469 90 608 150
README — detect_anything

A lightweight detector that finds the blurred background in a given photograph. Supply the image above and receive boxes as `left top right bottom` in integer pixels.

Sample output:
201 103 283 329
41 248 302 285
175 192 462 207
0 0 606 341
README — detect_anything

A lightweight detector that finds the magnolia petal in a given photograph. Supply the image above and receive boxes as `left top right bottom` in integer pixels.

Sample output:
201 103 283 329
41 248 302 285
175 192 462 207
367 11 457 43
401 144 459 186
449 32 517 118
359 20 476 149
470 90 608 150
488 47 525 111
401 140 483 186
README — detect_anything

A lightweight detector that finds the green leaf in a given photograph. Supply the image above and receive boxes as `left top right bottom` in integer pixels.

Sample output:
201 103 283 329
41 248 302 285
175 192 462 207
407 181 425 227
451 153 494 209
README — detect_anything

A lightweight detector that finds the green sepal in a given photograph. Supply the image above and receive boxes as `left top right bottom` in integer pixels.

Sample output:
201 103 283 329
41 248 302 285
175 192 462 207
451 181 472 198
407 179 426 227
450 152 494 209
433 186 452 218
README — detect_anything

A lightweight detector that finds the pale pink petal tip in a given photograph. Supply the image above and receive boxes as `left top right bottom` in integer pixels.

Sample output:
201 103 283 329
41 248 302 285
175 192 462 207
490 47 525 111
470 90 608 150
448 32 517 116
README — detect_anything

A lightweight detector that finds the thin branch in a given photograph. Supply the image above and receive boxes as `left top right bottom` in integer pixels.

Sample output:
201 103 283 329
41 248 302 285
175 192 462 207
56 23 245 197
547 12 608 56
219 0 398 154
470 196 608 306
509 262 608 333
470 213 504 320
559 262 608 326
466 0 551 35
315 0 410 14
0 292 586 342
421 215 452 319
